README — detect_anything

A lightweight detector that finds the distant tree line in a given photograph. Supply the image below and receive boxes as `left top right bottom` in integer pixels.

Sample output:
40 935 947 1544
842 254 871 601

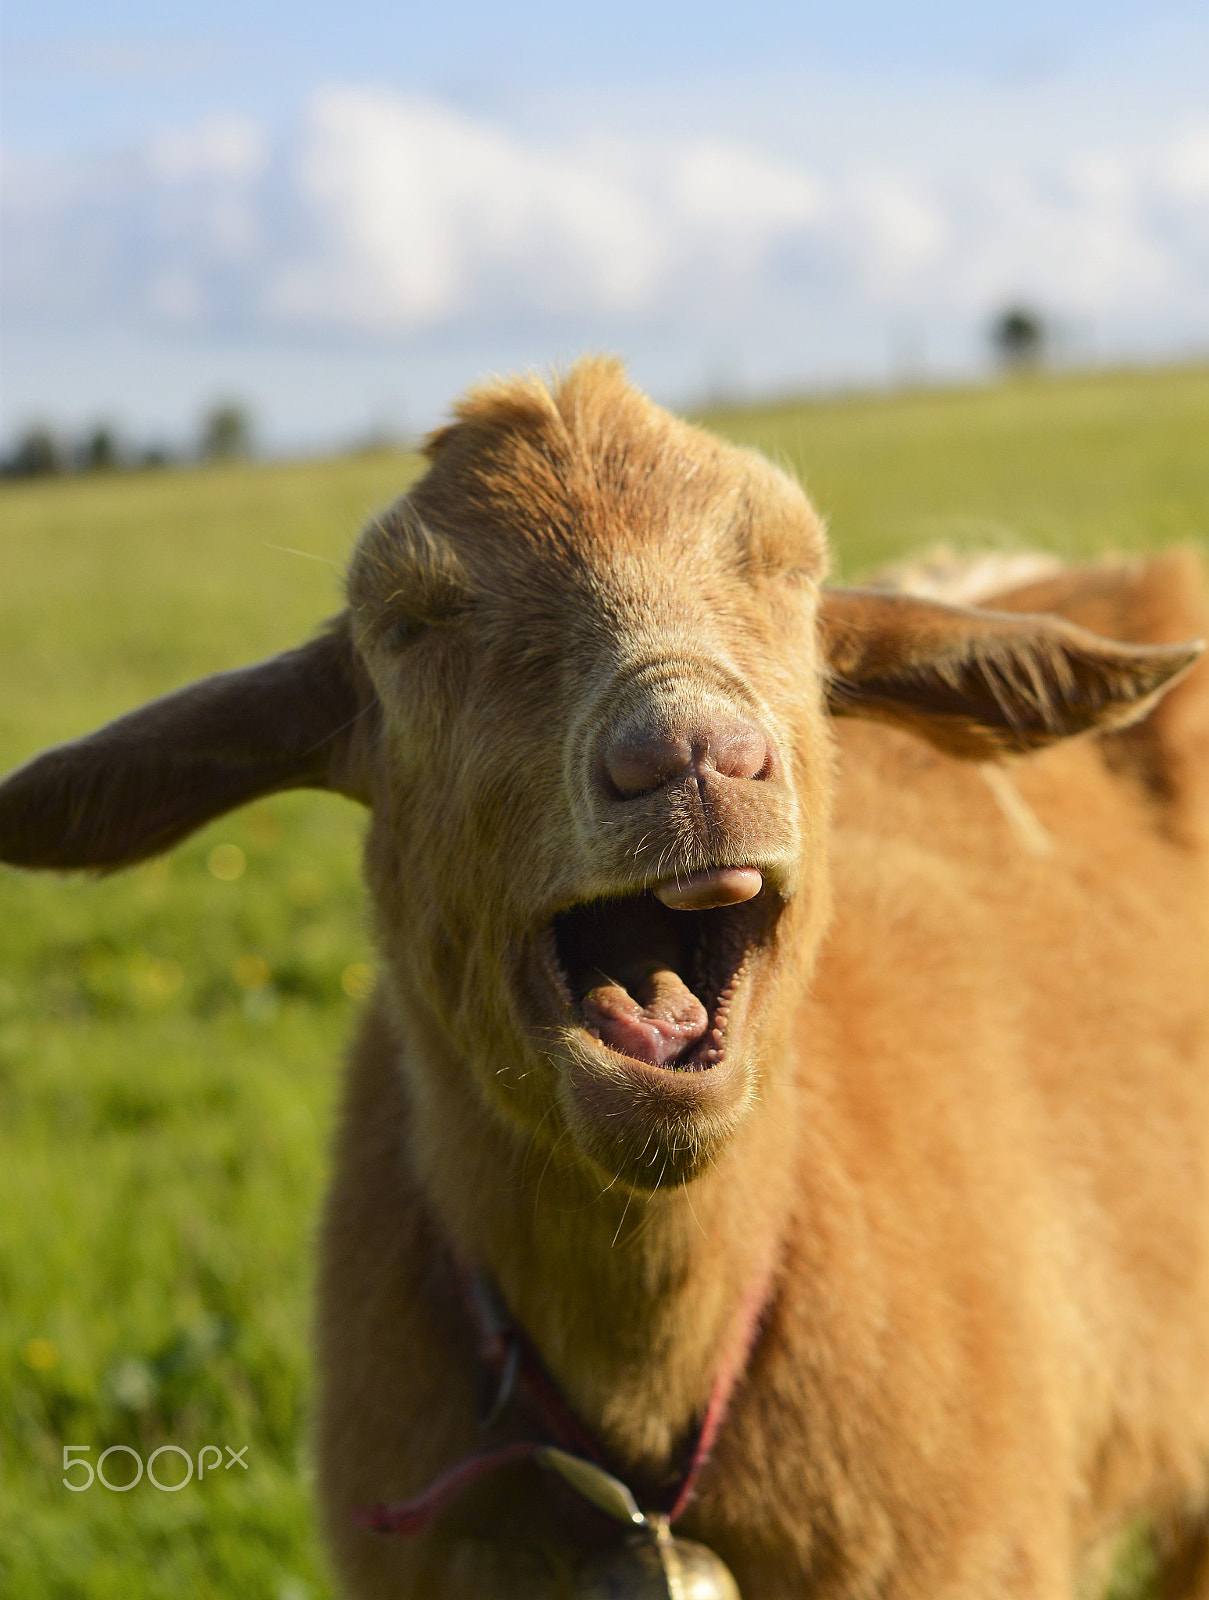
2 401 254 480
1 311 1061 482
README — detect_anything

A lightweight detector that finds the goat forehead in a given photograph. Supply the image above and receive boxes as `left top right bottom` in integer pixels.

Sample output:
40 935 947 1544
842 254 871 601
349 369 827 653
356 474 824 612
404 384 824 574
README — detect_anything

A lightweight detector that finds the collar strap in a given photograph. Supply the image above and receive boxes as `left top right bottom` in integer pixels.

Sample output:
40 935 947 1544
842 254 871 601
357 1258 775 1537
467 1272 606 1462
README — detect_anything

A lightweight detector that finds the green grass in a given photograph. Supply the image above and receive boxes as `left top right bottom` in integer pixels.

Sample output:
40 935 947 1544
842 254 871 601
0 452 416 1600
2 366 1207 1598
701 361 1209 572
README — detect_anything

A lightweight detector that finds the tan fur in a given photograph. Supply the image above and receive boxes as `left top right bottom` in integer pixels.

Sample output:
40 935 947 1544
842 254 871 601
2 359 1208 1598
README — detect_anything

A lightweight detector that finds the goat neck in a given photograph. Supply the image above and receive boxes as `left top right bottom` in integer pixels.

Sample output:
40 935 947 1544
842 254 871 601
382 978 804 1480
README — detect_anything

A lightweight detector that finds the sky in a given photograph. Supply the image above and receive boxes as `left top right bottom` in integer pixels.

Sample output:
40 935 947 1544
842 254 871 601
3 1 1208 451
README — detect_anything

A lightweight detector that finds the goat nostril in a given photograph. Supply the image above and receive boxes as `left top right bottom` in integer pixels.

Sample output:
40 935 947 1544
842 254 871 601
713 722 771 783
603 731 695 800
602 718 772 800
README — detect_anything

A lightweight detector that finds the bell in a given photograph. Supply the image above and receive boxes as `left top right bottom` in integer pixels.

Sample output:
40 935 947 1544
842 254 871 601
573 1528 741 1600
533 1447 741 1600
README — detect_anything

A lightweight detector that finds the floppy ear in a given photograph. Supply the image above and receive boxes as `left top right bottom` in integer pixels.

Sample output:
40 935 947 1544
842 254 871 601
818 587 1204 759
0 614 377 871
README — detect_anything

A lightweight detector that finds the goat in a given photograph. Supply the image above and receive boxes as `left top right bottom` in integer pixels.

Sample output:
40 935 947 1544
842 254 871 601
3 359 1209 1599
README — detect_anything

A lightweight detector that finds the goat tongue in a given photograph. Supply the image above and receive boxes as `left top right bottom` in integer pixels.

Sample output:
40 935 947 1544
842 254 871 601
583 966 708 1067
654 866 763 911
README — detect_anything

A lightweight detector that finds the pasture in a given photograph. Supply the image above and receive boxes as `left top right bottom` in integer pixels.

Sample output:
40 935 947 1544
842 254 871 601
2 362 1207 1599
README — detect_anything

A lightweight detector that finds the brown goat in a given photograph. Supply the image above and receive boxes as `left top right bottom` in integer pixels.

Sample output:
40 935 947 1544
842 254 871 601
3 359 1209 1598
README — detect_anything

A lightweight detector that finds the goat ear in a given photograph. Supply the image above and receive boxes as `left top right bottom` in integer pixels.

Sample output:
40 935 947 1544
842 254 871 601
0 615 377 871
818 587 1204 759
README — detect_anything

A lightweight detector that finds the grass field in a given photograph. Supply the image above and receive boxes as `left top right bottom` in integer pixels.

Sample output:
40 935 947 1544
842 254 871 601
2 362 1207 1599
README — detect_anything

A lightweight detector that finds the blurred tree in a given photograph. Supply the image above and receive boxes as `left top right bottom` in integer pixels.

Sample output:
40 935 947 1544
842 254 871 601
82 424 119 471
5 426 63 477
200 401 254 461
991 306 1047 369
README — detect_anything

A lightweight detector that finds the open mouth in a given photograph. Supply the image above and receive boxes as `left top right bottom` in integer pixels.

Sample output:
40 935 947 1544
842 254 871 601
541 878 778 1072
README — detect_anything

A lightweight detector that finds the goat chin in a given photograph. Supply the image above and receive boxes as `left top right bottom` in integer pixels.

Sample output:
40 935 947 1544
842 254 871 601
552 1024 759 1192
2 359 1209 1599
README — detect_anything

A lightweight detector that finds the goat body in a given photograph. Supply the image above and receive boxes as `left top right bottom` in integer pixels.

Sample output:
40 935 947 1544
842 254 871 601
3 361 1209 1598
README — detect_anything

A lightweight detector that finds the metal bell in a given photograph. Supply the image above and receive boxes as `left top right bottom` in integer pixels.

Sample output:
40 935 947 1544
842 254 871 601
573 1528 741 1600
534 1446 741 1600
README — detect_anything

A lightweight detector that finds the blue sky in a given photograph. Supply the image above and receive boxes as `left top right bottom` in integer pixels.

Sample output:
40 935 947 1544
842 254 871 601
4 2 1208 449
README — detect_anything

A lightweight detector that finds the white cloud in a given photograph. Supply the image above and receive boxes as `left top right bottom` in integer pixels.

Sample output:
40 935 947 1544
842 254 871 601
670 141 824 231
148 115 267 184
1166 129 1209 198
266 89 666 329
3 85 1208 361
842 172 950 294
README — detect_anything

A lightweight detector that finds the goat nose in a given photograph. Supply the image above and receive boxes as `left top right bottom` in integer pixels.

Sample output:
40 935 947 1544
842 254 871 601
602 716 771 800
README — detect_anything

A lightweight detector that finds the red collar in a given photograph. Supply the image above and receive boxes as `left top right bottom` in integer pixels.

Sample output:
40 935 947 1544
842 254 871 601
357 1258 776 1537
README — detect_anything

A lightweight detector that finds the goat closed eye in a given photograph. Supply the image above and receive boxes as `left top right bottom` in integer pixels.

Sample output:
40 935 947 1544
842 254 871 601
381 617 427 651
